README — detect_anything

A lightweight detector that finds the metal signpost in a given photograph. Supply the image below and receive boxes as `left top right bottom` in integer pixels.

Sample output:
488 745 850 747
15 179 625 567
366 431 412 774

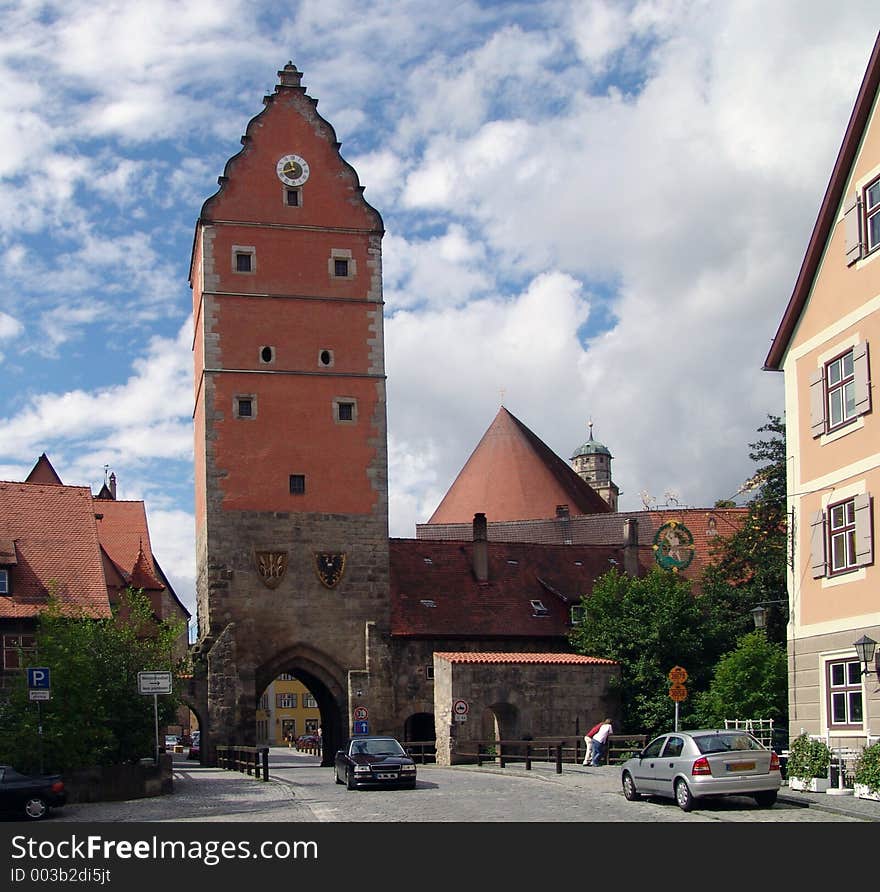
138 671 173 764
27 668 51 774
668 666 688 731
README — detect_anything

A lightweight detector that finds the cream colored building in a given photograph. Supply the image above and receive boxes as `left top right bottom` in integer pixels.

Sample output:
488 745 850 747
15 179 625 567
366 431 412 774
766 32 880 749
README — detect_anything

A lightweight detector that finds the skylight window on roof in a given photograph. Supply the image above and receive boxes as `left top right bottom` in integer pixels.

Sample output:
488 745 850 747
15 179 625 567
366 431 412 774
0 569 7 595
530 599 549 616
423 557 433 564
507 559 518 565
420 599 437 608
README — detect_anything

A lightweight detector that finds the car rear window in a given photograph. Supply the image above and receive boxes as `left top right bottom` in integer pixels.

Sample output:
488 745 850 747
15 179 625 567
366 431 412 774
696 733 761 754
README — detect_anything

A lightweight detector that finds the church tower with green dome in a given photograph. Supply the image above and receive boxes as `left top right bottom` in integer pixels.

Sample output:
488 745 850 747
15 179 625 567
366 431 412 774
570 422 619 511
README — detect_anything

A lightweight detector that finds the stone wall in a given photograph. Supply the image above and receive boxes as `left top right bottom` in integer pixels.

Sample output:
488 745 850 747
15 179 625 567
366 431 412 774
65 754 173 803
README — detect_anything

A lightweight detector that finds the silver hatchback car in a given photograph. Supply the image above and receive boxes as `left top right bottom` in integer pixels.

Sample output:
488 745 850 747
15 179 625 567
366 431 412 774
620 729 781 811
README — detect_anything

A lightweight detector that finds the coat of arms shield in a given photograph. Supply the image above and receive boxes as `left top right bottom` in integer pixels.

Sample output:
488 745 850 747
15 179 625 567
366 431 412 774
314 552 346 589
255 550 288 589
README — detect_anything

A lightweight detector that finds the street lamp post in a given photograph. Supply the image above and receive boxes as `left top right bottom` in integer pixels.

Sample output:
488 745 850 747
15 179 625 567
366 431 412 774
853 635 878 747
750 599 788 631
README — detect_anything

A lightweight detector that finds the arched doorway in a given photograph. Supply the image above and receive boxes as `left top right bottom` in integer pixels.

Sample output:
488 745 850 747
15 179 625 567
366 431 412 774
481 702 519 746
255 646 347 768
403 713 436 762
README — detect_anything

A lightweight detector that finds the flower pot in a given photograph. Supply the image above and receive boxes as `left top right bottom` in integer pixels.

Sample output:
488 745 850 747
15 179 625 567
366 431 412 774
788 776 830 792
854 783 880 801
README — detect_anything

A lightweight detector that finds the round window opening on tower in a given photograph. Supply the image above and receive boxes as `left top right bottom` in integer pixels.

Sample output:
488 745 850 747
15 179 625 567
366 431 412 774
260 346 274 363
319 349 333 367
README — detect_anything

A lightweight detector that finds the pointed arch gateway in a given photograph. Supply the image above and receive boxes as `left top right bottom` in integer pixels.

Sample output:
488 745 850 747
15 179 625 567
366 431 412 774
256 644 348 767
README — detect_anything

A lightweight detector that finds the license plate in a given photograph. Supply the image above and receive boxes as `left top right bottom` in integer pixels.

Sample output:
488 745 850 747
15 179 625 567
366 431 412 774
726 761 755 772
376 772 397 780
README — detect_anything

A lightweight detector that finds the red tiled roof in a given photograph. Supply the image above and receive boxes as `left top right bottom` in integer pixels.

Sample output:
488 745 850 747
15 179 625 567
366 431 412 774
94 500 162 586
129 545 165 591
434 651 617 665
24 453 63 486
390 537 621 637
427 407 611 524
0 482 111 619
417 507 746 587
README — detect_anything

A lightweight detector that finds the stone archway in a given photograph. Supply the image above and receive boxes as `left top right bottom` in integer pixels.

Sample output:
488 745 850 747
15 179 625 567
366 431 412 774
256 644 348 768
481 701 520 744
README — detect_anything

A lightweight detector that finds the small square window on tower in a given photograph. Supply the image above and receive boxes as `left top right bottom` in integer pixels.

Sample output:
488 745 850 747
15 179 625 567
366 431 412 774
233 246 255 274
289 474 306 495
333 398 357 424
328 248 356 279
234 395 256 419
285 188 301 207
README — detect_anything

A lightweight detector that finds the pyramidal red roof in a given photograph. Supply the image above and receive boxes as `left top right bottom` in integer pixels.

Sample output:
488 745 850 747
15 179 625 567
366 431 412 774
427 407 611 524
25 453 63 486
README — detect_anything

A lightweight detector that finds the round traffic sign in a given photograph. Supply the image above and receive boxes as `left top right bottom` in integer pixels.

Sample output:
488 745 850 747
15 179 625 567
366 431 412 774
669 683 688 702
453 699 469 716
353 706 368 721
668 666 688 684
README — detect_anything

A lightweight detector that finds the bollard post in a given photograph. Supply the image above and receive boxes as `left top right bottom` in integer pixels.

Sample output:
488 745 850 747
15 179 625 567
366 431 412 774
555 744 562 774
261 747 269 781
525 745 532 771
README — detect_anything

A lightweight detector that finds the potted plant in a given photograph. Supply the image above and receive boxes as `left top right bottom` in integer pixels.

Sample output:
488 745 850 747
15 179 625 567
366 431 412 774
786 733 831 792
854 742 880 801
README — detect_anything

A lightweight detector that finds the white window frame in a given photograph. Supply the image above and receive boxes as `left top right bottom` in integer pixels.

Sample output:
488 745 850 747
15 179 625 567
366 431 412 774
276 693 298 709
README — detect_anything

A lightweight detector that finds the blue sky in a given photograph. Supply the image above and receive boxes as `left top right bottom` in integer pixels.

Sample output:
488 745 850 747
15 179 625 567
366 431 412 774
0 1 877 623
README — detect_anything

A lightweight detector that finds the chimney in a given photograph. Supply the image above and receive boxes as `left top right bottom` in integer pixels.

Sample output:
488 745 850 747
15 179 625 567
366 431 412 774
473 513 488 583
623 518 639 576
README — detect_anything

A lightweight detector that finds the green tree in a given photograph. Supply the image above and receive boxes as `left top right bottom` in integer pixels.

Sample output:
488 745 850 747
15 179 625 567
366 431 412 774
702 414 788 646
569 567 717 738
693 631 788 727
0 588 186 773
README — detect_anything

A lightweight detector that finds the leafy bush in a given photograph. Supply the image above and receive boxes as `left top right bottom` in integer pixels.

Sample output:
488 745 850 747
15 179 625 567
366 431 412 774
786 732 831 782
854 742 880 793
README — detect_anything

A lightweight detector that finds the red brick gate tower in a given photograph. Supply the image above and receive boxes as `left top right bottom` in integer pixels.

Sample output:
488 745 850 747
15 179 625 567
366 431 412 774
189 63 391 763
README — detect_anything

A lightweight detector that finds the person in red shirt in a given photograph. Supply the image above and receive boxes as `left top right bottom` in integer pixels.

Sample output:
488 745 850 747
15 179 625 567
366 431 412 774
582 720 604 765
590 719 614 766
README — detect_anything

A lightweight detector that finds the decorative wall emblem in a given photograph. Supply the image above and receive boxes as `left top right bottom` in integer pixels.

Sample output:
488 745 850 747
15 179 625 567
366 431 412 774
255 550 288 589
652 520 695 572
315 552 346 588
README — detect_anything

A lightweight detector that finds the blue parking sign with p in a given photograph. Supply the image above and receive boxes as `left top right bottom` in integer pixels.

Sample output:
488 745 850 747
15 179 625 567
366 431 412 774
27 667 50 689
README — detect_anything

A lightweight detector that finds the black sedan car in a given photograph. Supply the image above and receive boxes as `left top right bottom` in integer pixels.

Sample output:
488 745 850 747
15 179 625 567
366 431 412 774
334 737 417 790
0 764 67 820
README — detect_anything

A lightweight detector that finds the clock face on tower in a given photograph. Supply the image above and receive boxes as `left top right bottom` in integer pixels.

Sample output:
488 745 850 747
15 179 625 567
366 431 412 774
276 154 310 186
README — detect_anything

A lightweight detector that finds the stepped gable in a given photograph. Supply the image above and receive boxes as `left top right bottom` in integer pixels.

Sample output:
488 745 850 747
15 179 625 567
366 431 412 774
427 407 612 524
0 482 111 619
389 537 621 637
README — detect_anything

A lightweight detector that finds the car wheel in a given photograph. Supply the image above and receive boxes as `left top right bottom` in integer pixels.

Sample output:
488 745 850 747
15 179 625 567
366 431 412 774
622 772 641 801
674 779 695 812
346 768 357 791
24 796 48 820
754 790 777 808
